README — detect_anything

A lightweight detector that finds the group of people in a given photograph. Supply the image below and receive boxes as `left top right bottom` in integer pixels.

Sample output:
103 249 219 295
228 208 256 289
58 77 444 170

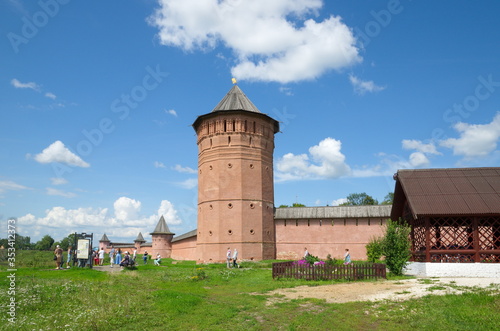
304 247 352 265
53 245 164 270
226 247 239 268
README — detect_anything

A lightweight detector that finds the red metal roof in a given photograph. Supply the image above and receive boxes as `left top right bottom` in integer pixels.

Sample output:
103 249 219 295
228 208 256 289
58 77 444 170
392 167 500 219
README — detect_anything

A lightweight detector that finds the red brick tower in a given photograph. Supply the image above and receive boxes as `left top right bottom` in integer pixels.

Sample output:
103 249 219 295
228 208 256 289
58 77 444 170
192 85 279 262
150 215 175 258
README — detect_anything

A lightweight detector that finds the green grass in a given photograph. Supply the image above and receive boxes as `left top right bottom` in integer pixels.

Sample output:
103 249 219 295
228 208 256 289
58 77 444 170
0 252 499 330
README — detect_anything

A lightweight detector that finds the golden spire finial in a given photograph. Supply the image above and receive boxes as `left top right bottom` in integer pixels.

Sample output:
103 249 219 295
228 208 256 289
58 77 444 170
231 77 237 84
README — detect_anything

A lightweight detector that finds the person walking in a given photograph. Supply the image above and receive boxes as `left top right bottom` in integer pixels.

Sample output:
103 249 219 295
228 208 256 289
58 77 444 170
98 247 105 266
344 248 351 265
304 247 309 259
226 247 232 268
109 246 115 268
115 249 122 266
143 251 149 264
66 245 73 269
54 245 63 270
133 249 137 262
232 248 239 268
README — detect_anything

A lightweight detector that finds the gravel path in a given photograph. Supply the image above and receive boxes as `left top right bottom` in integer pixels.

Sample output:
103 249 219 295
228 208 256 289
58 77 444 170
266 277 500 304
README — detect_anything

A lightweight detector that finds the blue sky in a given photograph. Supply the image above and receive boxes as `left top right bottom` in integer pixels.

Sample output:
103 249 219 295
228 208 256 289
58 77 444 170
2 0 500 244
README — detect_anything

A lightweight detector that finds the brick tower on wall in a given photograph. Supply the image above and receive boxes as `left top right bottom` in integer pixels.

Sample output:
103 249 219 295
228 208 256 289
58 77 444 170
192 85 280 262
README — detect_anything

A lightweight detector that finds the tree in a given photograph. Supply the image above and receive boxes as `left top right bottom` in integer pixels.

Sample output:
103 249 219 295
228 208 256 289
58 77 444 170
35 235 55 251
382 219 411 276
278 203 306 208
340 193 378 206
59 233 77 250
15 234 32 250
366 236 384 263
381 192 394 205
291 202 306 207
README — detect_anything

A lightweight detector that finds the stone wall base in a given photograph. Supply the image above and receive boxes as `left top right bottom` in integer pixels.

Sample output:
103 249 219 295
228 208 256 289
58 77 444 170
405 262 500 278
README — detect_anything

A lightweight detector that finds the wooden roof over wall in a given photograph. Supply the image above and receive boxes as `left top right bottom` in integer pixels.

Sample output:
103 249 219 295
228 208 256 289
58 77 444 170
391 167 500 220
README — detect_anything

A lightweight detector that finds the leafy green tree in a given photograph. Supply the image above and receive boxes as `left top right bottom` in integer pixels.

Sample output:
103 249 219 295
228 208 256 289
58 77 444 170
366 236 384 263
59 233 77 250
35 235 55 251
291 202 306 207
340 193 378 206
14 234 33 250
381 192 394 205
278 203 306 208
382 219 411 276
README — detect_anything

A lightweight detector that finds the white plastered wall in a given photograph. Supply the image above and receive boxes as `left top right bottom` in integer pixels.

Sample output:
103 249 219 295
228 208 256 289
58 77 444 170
405 262 500 278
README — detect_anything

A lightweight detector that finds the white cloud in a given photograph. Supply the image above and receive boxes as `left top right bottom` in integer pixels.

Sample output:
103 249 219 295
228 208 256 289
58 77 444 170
157 200 183 225
114 197 141 221
154 161 166 168
148 0 361 83
408 152 430 168
402 139 441 155
348 74 385 95
440 112 500 159
165 109 177 117
46 187 76 198
50 177 68 185
16 198 183 242
276 137 351 181
177 178 198 189
279 87 294 96
331 198 348 206
45 92 56 99
0 180 29 193
11 78 40 91
173 164 197 174
32 140 90 167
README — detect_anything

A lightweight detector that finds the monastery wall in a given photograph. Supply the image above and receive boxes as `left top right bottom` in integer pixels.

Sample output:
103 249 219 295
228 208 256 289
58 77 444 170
275 218 387 261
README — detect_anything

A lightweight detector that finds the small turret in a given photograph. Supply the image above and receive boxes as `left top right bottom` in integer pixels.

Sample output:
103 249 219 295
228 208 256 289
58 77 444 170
150 216 175 259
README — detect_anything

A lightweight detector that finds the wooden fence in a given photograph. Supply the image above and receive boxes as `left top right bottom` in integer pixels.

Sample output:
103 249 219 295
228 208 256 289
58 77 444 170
272 261 386 280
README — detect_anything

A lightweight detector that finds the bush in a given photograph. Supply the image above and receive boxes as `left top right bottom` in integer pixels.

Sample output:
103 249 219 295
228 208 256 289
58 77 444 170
305 253 320 265
325 254 338 266
366 237 384 263
382 219 411 276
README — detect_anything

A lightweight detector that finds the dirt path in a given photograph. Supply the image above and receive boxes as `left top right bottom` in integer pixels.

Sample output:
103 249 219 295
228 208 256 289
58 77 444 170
93 265 124 273
266 278 500 304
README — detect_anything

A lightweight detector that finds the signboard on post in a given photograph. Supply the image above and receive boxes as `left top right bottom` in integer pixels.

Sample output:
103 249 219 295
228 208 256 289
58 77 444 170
77 239 90 259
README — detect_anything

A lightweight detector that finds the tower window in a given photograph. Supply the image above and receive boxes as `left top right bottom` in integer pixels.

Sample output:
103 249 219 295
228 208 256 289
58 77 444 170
228 136 231 145
224 120 227 132
232 120 236 131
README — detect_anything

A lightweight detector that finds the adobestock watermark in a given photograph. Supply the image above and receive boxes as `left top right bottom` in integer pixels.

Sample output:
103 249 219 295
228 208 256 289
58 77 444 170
51 64 168 178
271 106 296 132
432 74 500 141
6 218 17 323
354 0 411 48
7 0 71 54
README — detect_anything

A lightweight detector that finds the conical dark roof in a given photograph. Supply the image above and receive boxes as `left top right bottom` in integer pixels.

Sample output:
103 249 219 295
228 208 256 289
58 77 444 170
99 233 110 242
134 232 146 242
211 85 261 113
150 215 175 235
193 85 279 134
